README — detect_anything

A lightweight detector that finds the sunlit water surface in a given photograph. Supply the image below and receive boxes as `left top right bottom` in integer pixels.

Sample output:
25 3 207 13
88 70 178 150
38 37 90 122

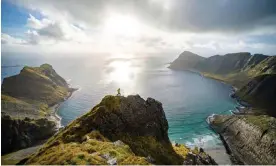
2 53 236 163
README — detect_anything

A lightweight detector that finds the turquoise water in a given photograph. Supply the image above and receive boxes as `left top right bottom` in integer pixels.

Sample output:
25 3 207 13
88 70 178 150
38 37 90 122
2 53 237 149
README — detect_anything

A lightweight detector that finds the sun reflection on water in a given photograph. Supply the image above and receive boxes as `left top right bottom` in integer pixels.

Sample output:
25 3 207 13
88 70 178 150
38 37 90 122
102 58 141 94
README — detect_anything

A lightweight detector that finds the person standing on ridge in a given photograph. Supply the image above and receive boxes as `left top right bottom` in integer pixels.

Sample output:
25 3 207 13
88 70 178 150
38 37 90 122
117 88 121 96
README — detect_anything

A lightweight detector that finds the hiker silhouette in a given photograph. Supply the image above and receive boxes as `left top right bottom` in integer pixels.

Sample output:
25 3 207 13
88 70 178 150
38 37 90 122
117 88 121 96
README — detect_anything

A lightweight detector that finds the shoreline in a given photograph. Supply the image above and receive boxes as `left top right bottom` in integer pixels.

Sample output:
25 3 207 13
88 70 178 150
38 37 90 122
49 87 78 130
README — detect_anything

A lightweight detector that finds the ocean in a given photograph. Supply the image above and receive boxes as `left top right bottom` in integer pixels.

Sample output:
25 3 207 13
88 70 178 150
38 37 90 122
2 53 236 164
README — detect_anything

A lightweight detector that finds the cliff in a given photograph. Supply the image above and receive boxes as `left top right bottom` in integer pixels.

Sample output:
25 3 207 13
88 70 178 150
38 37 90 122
21 95 216 165
1 113 56 155
234 74 276 116
1 64 75 154
209 115 276 164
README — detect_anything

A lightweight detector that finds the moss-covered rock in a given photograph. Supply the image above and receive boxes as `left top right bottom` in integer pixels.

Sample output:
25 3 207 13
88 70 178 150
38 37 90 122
23 95 216 165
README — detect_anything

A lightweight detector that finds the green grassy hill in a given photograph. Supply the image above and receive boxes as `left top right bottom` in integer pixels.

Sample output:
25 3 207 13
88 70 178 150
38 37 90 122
1 64 74 155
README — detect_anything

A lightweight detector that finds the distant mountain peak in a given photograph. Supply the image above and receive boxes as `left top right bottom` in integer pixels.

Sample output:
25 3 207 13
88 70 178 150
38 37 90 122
179 51 201 57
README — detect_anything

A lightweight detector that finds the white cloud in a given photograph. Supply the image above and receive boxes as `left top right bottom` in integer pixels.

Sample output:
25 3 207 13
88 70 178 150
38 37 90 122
24 14 91 45
2 0 276 56
1 33 27 45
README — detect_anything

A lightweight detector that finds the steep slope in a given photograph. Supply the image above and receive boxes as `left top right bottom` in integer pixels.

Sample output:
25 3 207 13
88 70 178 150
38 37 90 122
197 52 252 74
234 74 276 116
169 51 205 70
22 95 216 165
1 64 75 154
209 115 276 164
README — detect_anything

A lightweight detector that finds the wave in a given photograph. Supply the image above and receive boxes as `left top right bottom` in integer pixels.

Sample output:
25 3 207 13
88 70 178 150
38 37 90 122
184 134 221 149
206 113 216 125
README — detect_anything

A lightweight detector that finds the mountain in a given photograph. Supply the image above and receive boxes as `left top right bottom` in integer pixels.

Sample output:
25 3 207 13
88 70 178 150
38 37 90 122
209 114 276 164
21 95 216 165
1 64 76 154
197 52 253 74
169 51 276 116
169 51 271 78
169 51 205 70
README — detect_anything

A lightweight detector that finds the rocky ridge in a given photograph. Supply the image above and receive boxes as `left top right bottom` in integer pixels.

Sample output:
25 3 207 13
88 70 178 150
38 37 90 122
22 95 217 165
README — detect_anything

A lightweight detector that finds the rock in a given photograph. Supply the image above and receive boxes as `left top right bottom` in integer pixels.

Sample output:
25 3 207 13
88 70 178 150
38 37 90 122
1 113 56 154
146 155 155 163
210 114 276 164
23 95 216 165
107 158 117 165
113 140 125 146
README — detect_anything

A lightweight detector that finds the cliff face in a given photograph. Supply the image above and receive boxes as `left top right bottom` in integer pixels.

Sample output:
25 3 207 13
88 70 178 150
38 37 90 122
209 115 276 165
1 64 74 154
23 95 216 165
234 74 276 116
1 113 56 154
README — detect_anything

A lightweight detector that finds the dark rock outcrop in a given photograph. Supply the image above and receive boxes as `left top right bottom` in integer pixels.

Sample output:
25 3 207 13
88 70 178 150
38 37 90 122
1 113 56 154
23 95 217 165
209 115 276 165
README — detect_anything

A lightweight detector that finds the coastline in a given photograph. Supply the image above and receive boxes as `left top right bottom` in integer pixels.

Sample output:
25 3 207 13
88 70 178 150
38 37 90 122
49 87 78 130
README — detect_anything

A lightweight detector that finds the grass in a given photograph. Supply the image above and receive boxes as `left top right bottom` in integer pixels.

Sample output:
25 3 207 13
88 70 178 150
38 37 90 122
25 138 149 165
243 115 276 138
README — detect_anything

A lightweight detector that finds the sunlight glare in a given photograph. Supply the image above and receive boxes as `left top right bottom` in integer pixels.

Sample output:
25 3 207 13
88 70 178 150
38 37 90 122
103 14 141 37
107 60 138 84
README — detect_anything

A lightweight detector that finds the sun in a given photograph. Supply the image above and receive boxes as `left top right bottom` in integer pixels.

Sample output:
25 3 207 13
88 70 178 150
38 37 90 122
108 61 133 83
103 14 141 37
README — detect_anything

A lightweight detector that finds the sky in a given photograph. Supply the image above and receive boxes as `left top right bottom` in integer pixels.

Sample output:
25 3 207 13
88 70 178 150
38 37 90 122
1 0 276 57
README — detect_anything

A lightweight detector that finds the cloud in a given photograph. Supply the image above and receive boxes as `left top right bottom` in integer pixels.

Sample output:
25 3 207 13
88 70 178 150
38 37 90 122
1 33 27 45
3 0 276 56
13 0 276 34
24 14 90 44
